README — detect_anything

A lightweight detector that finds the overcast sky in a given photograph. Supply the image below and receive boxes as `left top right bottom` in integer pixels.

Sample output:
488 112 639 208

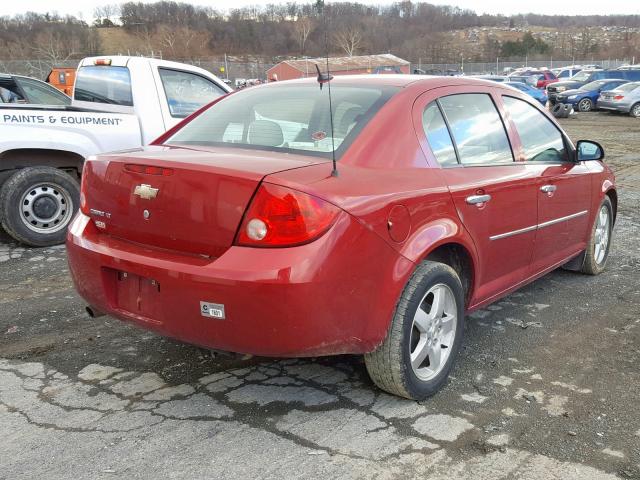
2 0 640 19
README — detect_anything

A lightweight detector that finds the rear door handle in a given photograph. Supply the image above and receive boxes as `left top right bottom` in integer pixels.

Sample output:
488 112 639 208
540 184 557 193
466 194 491 205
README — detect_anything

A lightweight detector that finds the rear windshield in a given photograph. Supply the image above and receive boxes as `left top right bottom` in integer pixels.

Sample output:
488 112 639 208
74 66 133 106
166 84 398 159
616 82 640 92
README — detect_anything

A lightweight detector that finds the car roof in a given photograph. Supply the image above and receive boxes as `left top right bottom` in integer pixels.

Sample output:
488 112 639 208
264 74 508 89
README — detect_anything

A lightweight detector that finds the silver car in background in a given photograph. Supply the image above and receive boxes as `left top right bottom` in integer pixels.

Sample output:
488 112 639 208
597 82 640 117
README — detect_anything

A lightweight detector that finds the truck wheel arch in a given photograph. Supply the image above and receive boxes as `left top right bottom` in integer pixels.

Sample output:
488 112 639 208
0 149 84 187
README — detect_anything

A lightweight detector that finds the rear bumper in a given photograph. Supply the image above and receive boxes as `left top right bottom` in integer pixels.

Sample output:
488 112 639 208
67 212 413 357
596 100 630 112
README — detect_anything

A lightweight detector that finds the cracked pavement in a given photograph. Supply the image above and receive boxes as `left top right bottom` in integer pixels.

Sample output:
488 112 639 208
1 114 639 479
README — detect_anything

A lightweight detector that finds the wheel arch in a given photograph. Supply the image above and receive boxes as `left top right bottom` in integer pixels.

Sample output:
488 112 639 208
604 187 617 224
0 148 84 187
398 218 478 309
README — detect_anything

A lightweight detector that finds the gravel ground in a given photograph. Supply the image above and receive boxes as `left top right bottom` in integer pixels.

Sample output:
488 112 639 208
0 112 639 479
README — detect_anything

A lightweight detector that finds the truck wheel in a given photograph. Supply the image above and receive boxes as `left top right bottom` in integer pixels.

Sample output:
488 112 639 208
364 261 465 400
0 167 79 247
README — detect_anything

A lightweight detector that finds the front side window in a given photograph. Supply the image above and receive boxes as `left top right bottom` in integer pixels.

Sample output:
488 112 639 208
438 93 513 165
503 96 567 163
422 102 457 166
15 77 70 105
158 68 227 118
74 66 133 106
167 84 397 159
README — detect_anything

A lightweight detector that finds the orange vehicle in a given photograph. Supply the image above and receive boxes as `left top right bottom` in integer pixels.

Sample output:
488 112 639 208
46 67 76 95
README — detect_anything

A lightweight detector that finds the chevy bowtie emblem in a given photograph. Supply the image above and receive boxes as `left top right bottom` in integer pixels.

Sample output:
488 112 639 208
133 184 159 200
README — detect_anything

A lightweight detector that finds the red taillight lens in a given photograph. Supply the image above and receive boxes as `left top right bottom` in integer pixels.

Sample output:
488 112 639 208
125 164 173 176
236 183 340 247
614 95 624 100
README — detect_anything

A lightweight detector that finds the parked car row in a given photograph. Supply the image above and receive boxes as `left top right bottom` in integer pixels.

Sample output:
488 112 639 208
473 69 640 117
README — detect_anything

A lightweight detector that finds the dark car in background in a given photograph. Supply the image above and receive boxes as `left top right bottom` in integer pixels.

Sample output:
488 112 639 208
548 69 640 104
0 73 71 105
597 82 640 117
555 79 628 111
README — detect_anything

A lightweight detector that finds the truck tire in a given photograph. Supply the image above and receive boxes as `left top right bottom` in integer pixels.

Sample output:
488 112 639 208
0 167 80 247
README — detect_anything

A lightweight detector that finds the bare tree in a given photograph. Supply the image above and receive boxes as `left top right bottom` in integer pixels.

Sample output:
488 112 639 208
334 28 363 57
294 17 312 56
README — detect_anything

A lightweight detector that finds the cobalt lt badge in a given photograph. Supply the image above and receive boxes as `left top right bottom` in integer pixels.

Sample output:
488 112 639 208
133 184 159 200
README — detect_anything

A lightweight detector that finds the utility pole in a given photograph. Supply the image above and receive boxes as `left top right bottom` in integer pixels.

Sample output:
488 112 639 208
224 53 229 81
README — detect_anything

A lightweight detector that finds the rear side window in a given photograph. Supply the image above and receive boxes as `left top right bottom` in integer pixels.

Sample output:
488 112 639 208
438 93 513 165
422 102 457 166
503 96 567 163
158 68 227 118
15 77 70 105
74 66 133 106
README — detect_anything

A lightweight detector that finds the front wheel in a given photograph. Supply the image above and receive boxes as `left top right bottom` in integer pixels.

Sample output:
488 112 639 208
365 261 465 400
0 167 80 247
578 98 593 112
581 197 613 275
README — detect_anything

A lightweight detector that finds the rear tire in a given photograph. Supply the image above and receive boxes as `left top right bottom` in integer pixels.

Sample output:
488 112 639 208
365 261 465 400
581 197 613 275
0 167 79 247
630 102 640 118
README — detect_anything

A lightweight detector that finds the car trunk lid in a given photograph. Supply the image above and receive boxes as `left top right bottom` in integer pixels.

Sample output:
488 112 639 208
83 145 328 257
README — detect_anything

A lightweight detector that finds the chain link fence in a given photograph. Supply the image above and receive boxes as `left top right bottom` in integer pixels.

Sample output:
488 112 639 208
414 59 629 75
1 57 635 83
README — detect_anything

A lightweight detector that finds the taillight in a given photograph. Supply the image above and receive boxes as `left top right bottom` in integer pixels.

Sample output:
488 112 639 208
79 167 89 215
125 164 173 176
236 183 340 247
614 95 624 100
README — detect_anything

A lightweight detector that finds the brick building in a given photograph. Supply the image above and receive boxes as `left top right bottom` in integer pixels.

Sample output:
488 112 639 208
266 54 410 81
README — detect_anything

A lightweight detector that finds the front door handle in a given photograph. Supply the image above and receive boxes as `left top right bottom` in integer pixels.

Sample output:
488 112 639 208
540 184 557 193
466 194 491 205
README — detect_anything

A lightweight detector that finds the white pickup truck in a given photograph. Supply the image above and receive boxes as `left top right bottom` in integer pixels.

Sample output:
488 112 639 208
0 55 231 246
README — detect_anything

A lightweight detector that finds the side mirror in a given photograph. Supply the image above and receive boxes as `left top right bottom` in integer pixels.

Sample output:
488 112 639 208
576 140 604 161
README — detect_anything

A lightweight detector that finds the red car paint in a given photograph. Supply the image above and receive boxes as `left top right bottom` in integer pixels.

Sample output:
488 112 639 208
67 76 616 357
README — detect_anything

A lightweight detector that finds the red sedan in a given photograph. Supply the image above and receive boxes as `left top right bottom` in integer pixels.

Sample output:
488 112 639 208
67 76 616 400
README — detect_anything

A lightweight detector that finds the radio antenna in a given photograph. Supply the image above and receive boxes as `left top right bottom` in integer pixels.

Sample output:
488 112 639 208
315 0 338 177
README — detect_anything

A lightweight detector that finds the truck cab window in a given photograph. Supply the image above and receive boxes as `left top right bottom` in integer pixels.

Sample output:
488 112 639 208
158 68 227 118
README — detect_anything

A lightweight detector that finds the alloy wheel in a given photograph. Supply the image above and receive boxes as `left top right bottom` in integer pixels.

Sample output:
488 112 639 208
578 99 592 112
409 283 457 381
594 205 610 265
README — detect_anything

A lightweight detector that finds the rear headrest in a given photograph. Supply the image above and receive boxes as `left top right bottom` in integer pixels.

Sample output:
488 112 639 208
247 120 284 147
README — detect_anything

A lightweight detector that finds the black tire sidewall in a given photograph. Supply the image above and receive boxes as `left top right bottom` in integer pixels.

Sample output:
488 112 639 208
400 265 465 399
0 167 80 247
